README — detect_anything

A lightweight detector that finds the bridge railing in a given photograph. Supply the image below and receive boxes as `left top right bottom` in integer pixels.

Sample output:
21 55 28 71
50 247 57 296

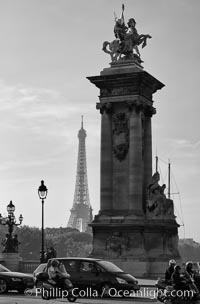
19 260 40 273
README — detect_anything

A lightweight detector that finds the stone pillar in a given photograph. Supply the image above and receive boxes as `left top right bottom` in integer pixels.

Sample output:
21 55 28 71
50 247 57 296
88 63 181 277
143 107 155 209
128 102 143 215
97 103 113 213
0 252 22 271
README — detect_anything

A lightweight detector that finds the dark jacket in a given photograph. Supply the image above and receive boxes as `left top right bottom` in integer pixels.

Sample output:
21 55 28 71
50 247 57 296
165 265 175 283
172 271 188 290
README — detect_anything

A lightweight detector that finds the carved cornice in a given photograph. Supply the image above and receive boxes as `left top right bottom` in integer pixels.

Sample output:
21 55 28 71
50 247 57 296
96 102 113 114
87 72 165 100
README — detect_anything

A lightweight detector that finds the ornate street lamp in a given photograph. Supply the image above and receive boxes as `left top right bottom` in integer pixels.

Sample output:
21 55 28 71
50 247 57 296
7 200 15 214
38 180 48 263
0 201 23 253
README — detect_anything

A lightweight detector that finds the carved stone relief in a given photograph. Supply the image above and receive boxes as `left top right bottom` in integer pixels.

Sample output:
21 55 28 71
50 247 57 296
112 113 129 161
105 231 129 257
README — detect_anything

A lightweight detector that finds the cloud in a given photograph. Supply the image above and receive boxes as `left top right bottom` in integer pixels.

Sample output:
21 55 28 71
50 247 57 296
170 139 200 149
0 80 95 137
0 79 100 196
0 80 67 118
159 138 200 161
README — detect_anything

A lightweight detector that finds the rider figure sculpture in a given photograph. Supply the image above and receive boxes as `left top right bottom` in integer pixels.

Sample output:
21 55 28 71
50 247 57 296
103 4 152 62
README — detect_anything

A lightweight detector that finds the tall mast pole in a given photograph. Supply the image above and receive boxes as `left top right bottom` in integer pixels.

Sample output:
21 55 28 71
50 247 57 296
155 154 158 173
168 160 171 199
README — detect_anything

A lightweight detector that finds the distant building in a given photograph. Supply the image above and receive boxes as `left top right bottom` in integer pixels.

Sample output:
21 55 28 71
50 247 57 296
45 227 77 238
179 238 200 247
179 238 200 262
67 117 93 232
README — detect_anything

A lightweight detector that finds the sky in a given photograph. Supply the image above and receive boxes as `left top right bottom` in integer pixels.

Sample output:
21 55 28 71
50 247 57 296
0 0 199 241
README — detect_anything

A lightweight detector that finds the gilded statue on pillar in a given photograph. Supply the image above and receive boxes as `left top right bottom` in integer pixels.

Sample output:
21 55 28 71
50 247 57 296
102 4 152 63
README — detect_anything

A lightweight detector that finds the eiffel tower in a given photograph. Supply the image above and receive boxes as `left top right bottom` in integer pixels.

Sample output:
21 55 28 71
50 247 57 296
67 116 93 232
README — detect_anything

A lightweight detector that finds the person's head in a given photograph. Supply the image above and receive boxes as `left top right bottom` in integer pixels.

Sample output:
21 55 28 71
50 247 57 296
115 18 123 27
169 259 176 267
153 172 160 182
80 262 84 268
186 261 193 271
51 259 59 267
89 263 96 270
174 265 181 273
127 18 136 28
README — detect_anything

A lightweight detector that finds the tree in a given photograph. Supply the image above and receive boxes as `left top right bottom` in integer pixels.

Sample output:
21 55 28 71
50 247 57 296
179 239 200 262
46 227 92 257
16 226 41 260
4 226 93 261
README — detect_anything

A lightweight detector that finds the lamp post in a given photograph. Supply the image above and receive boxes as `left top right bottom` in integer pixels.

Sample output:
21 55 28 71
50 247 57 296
0 201 23 253
38 180 48 263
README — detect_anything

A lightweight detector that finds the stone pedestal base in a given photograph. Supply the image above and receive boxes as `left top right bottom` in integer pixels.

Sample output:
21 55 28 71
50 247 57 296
89 214 181 277
107 258 148 277
0 253 22 271
109 257 182 278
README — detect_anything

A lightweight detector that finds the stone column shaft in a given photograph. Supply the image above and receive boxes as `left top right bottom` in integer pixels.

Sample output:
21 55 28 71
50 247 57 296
129 107 143 214
143 116 152 205
100 110 113 212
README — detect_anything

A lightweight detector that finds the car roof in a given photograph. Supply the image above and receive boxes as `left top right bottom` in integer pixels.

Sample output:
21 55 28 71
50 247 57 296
48 257 102 262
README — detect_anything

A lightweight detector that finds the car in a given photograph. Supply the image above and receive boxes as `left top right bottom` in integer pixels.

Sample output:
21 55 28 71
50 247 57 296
33 263 47 287
0 263 34 294
36 257 140 297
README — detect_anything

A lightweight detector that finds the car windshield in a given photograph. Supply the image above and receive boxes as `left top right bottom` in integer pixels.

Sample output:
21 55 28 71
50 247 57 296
0 264 10 272
97 261 123 273
34 264 46 273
